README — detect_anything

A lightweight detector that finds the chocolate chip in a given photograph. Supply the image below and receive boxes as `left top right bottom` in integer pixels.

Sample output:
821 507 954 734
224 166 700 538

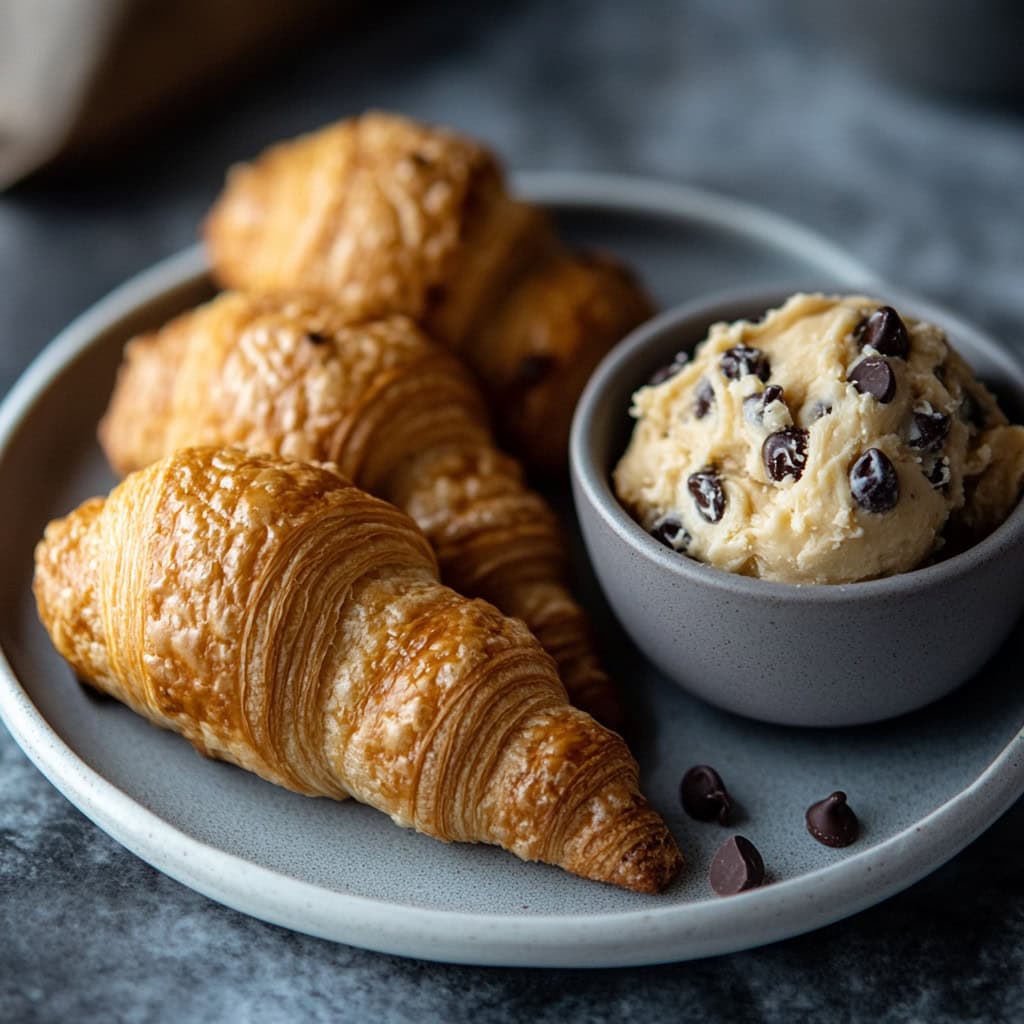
694 378 715 419
648 351 690 386
650 514 692 552
688 467 726 523
709 836 765 896
762 428 809 482
856 306 910 359
720 345 771 382
515 354 555 388
809 401 833 421
908 408 951 452
850 448 900 513
680 765 732 824
848 357 896 403
926 456 951 489
743 384 785 426
806 791 860 848
305 331 330 345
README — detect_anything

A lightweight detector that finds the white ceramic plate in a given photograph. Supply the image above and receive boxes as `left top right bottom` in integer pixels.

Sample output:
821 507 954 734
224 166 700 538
2 174 1022 967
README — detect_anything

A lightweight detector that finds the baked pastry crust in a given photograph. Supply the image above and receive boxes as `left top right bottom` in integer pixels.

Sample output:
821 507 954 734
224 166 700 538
99 292 621 726
204 111 653 470
33 447 682 892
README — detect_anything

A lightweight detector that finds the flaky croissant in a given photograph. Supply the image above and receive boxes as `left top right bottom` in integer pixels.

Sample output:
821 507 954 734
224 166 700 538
204 111 653 470
33 447 682 893
99 291 621 727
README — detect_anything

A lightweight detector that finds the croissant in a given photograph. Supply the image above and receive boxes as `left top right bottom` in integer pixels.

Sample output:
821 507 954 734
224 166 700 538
33 447 682 893
203 111 654 470
98 291 621 727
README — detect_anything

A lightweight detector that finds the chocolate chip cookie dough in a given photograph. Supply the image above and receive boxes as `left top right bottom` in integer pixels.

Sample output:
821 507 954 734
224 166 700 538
613 293 1024 584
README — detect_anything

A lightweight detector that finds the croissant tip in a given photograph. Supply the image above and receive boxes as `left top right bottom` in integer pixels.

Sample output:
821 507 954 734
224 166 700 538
607 831 685 895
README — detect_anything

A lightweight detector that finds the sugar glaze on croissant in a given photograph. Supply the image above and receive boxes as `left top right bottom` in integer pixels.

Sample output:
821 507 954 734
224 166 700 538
99 292 621 727
34 448 682 892
204 111 654 470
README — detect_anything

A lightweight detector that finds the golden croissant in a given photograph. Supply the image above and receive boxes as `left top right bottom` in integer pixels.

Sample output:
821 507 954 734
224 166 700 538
33 447 682 893
99 291 621 727
203 110 654 471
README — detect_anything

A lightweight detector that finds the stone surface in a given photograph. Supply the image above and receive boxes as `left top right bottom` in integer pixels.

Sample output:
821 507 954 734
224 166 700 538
2 0 1023 1019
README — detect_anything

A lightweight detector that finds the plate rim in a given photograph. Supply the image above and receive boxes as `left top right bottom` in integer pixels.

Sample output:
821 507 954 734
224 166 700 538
2 172 1020 968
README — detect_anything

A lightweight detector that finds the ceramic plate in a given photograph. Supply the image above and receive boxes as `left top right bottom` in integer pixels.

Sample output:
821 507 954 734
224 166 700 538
2 174 1022 968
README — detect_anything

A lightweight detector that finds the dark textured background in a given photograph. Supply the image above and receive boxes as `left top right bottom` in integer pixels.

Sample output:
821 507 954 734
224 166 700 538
2 2 1022 1020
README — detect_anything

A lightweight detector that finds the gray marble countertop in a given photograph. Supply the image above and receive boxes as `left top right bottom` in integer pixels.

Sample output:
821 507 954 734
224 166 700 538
2 2 1022 1020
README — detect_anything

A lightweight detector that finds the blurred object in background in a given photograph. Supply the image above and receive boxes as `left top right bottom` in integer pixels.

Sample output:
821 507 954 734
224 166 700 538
804 0 1024 102
0 0 346 189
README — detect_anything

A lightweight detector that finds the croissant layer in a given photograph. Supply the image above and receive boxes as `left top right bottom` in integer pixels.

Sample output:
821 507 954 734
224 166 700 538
203 111 653 469
99 292 621 727
33 448 682 893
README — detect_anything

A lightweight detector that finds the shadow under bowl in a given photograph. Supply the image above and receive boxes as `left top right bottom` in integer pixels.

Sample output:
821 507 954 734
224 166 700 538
570 286 1024 727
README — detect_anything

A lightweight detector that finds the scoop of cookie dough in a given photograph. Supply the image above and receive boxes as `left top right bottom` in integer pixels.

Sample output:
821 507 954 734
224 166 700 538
613 293 1024 584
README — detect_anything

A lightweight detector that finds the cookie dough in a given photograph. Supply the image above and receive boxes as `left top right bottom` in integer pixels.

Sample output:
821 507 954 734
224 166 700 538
613 293 1024 584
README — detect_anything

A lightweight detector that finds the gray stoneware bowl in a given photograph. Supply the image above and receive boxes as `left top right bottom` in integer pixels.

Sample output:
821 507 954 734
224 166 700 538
570 287 1024 727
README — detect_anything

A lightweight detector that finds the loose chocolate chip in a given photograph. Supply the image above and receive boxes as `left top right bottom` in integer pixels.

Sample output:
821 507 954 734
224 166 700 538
720 345 771 382
305 331 330 345
926 456 952 489
762 427 809 482
850 448 900 513
857 306 910 359
680 765 732 824
648 351 690 386
650 514 692 552
688 467 727 523
515 354 555 388
743 384 785 426
806 791 860 848
694 378 715 419
848 357 896 403
908 408 951 452
709 836 765 896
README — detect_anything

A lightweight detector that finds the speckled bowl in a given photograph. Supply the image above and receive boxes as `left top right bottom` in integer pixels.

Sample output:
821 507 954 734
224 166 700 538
570 287 1024 726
